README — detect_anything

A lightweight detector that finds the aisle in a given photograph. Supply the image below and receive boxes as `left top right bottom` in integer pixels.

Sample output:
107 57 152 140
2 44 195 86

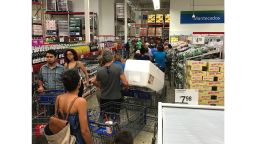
86 79 174 144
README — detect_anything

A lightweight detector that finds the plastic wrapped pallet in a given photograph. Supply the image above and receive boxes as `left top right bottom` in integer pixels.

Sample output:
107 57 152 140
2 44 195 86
124 60 164 92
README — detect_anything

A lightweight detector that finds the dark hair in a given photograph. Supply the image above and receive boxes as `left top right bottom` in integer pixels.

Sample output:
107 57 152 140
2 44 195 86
64 49 79 63
168 44 172 49
140 48 146 55
46 50 57 57
157 45 164 52
61 69 80 92
114 131 133 144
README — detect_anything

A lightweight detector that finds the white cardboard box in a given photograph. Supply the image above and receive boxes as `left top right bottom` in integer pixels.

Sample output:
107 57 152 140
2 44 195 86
124 60 164 92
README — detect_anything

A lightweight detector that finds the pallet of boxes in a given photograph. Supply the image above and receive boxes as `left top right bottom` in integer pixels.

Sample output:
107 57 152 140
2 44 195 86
185 60 224 106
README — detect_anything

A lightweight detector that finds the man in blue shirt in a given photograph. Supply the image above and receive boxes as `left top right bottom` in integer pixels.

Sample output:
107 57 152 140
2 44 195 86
153 45 167 72
38 49 64 115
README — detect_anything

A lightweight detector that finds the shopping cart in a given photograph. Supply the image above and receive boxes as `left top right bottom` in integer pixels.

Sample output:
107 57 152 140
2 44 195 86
32 115 49 144
32 90 65 116
88 101 146 144
121 85 167 113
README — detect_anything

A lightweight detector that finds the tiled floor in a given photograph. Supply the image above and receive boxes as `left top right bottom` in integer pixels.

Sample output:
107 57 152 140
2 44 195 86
86 79 175 144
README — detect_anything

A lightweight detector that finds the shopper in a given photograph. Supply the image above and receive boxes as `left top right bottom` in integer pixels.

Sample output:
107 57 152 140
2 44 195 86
55 69 93 144
92 50 129 117
138 47 150 60
133 50 141 60
125 39 130 59
114 130 133 144
137 39 142 50
38 50 64 115
38 50 64 93
113 53 125 71
153 45 167 72
64 49 89 97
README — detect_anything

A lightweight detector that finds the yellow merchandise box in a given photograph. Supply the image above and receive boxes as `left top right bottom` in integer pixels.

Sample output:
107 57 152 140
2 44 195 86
186 60 208 66
207 72 224 77
207 81 224 87
208 61 224 68
187 71 207 77
208 66 220 72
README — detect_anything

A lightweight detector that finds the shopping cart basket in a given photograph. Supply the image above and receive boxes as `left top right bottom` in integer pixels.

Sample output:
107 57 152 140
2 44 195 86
88 101 146 144
33 90 64 116
122 85 167 111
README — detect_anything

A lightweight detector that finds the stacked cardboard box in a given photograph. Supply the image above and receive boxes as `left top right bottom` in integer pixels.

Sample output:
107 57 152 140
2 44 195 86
185 60 224 106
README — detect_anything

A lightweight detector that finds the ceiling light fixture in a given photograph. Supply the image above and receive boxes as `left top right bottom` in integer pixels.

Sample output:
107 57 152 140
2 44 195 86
192 0 195 19
153 0 160 10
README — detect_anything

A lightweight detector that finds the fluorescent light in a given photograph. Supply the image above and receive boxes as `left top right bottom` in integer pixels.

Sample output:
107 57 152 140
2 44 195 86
153 0 160 10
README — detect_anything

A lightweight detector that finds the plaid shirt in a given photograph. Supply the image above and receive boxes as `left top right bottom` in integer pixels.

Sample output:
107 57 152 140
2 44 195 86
39 63 64 90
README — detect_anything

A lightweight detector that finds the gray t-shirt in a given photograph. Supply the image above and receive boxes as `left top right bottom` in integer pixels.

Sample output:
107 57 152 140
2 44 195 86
96 64 123 100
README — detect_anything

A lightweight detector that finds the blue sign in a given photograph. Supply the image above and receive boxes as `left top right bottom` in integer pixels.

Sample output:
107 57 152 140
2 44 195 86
180 11 224 24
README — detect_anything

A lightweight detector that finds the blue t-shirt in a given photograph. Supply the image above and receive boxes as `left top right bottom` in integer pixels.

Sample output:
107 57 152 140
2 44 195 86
113 61 125 71
153 52 166 68
150 48 157 56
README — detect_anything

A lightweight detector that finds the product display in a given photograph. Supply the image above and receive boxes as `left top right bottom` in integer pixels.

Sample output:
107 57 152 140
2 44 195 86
147 14 155 23
156 14 163 23
185 60 224 106
45 20 57 36
69 17 82 36
58 20 69 36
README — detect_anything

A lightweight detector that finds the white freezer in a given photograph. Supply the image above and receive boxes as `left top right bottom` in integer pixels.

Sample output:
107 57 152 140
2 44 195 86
158 103 224 144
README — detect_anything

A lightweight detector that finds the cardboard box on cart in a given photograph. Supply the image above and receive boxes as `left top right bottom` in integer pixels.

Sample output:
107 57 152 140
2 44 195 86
124 60 165 92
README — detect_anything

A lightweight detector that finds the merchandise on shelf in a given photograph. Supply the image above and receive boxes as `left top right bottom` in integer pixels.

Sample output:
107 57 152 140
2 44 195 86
155 27 162 37
57 0 72 11
45 20 57 36
46 0 57 11
58 20 69 36
140 28 147 37
147 14 155 23
116 3 124 18
156 14 163 23
184 60 224 106
165 14 170 23
69 17 82 36
148 27 155 36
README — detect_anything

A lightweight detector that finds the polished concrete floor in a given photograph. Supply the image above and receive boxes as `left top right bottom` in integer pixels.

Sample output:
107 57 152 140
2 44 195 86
86 79 175 144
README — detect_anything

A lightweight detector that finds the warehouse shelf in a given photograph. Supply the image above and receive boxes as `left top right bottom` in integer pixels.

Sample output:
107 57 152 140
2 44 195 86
45 11 85 15
32 2 41 5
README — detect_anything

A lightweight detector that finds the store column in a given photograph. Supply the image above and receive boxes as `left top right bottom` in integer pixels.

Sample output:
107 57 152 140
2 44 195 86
84 0 90 43
124 0 128 43
98 0 115 36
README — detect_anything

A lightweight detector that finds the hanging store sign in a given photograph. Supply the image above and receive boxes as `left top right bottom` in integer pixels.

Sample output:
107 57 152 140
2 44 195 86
156 14 164 23
175 89 199 105
180 11 224 24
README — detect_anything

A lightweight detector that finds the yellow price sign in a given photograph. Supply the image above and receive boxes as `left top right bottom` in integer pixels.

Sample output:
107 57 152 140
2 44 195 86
170 36 179 42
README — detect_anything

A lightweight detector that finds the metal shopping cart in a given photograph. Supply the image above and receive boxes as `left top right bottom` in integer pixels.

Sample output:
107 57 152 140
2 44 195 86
88 101 146 144
32 90 65 117
121 85 167 113
32 115 49 144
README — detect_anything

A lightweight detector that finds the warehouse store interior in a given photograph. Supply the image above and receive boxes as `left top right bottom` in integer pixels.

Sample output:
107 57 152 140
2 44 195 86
32 0 224 144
